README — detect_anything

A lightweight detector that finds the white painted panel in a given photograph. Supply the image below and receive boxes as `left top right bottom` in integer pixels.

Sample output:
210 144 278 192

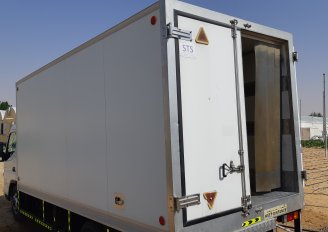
17 66 67 197
103 10 168 230
17 43 108 209
178 16 248 221
17 9 166 230
63 43 107 211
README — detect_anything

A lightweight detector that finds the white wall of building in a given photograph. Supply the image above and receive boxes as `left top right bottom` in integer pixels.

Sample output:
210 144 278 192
301 116 327 140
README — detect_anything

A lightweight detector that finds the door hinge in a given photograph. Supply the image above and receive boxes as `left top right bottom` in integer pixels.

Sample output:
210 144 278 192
166 23 192 41
241 195 251 207
230 19 238 39
241 195 252 215
169 194 200 212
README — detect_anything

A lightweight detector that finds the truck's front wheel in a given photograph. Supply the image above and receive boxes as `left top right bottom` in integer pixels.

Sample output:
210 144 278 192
9 185 22 221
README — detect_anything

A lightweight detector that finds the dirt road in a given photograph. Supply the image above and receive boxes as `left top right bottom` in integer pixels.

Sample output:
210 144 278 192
301 148 328 231
277 148 328 232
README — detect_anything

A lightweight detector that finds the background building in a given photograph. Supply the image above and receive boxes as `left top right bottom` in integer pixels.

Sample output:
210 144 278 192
300 116 326 140
0 107 16 145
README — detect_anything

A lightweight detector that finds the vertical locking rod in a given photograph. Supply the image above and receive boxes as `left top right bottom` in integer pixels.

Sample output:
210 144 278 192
230 19 251 215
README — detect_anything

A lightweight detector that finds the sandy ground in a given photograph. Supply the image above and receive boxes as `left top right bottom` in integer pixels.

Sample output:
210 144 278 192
277 148 328 232
0 163 39 232
300 148 328 231
1 148 328 231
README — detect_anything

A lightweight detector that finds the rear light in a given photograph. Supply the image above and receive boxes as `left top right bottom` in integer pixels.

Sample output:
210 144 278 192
287 211 299 222
277 211 299 223
287 213 293 222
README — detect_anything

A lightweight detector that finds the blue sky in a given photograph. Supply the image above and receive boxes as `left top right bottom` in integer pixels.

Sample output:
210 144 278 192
0 0 327 115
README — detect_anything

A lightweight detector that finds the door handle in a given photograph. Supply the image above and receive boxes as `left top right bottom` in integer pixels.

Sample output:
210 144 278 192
221 161 243 178
12 167 16 172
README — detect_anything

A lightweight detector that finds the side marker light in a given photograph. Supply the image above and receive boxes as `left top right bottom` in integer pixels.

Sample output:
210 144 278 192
150 16 157 25
159 216 165 226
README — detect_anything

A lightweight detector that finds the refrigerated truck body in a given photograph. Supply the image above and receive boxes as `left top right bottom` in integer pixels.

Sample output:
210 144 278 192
1 0 304 231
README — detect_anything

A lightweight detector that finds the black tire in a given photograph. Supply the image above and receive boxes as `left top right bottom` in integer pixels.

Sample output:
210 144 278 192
10 184 23 221
80 221 102 232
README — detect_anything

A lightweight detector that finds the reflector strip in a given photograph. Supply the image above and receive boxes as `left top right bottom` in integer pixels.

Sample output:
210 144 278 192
68 210 71 232
42 201 45 221
195 27 209 45
242 217 262 227
20 209 53 230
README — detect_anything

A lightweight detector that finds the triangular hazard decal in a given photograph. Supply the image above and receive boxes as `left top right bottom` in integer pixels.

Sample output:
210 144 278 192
203 191 217 209
196 27 209 45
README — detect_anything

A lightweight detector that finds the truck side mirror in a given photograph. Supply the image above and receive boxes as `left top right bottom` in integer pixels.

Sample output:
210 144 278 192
0 142 9 162
0 142 4 162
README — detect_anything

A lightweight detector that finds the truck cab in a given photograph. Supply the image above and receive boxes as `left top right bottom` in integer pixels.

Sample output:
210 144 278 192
0 124 18 213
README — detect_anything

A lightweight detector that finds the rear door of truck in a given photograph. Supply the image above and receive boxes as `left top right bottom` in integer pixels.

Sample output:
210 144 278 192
175 15 251 225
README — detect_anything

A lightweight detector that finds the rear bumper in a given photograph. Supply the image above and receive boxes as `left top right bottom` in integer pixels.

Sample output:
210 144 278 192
236 218 276 232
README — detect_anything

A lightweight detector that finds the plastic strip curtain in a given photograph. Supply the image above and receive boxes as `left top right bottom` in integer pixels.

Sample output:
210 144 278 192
254 44 281 192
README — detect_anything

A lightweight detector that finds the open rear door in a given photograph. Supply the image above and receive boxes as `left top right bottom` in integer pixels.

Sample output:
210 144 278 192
176 16 251 224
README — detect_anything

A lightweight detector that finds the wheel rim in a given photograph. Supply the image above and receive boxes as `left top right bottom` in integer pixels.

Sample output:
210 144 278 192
11 192 19 215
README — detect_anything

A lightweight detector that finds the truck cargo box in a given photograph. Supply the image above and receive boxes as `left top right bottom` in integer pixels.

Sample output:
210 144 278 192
14 1 303 231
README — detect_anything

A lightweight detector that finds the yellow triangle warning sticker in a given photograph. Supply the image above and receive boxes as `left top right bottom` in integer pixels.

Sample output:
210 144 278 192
196 27 209 45
203 191 217 209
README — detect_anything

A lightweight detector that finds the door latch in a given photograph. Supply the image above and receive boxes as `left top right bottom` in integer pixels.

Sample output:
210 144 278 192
221 161 243 178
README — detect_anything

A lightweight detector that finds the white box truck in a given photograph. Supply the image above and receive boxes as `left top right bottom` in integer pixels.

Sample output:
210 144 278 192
1 0 304 231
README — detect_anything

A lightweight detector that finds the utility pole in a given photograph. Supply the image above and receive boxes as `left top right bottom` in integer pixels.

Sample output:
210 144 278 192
299 99 302 140
299 99 301 118
324 73 327 158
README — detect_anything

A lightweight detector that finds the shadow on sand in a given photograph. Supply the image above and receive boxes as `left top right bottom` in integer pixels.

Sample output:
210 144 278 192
0 195 41 232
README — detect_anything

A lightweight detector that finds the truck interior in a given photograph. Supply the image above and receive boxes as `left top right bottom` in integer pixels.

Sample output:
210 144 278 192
241 32 299 205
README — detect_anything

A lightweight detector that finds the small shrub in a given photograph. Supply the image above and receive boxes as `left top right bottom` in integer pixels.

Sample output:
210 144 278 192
301 140 325 148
